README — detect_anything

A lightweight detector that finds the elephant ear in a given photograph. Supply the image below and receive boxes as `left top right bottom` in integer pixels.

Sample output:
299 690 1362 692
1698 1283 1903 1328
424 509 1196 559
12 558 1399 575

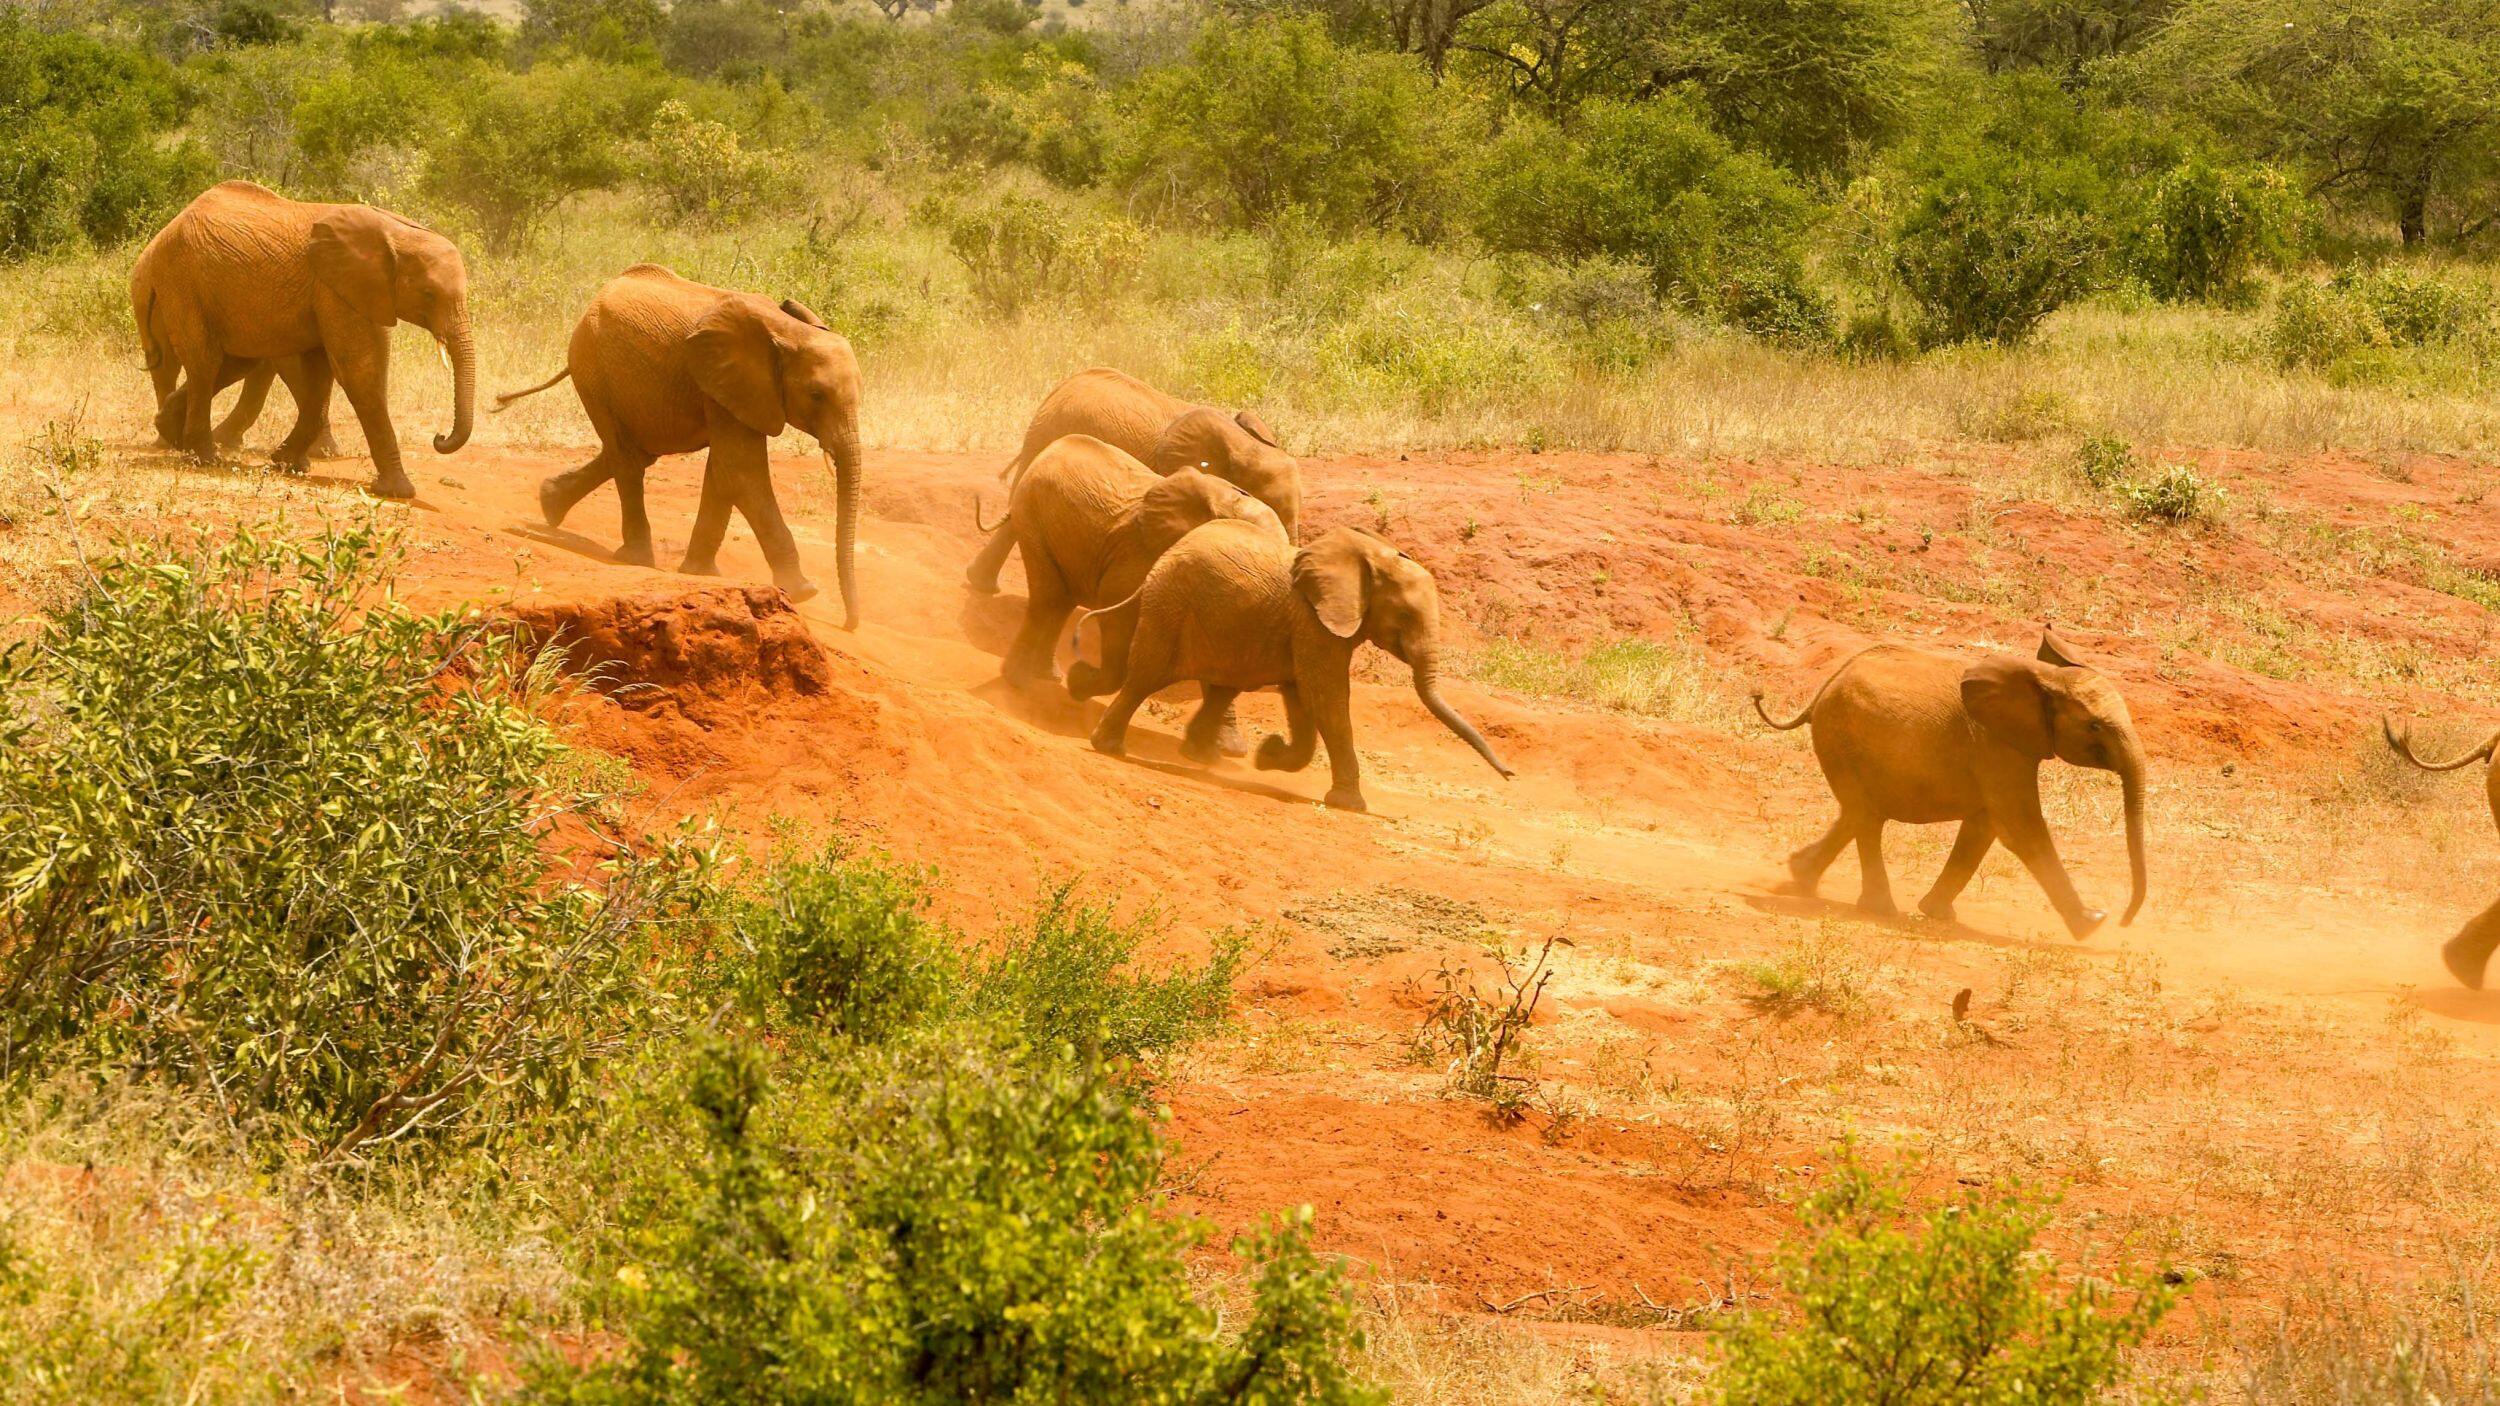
686 298 788 437
779 298 828 329
1136 470 1227 548
2037 626 2084 668
1961 656 2056 760
1235 409 1279 448
1292 528 1376 639
1148 407 1229 474
308 207 400 328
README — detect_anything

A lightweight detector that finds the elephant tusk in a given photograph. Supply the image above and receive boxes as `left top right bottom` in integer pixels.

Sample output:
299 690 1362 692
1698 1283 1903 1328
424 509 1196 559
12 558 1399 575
436 339 451 369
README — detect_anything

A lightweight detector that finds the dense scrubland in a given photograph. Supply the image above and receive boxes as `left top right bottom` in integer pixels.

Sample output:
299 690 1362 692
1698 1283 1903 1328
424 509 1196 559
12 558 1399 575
10 0 2500 1399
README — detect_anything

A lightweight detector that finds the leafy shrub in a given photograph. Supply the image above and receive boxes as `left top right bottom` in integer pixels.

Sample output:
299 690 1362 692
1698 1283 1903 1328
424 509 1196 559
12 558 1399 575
2126 157 2302 304
0 529 691 1160
939 189 1145 317
2069 434 2137 490
638 98 794 225
0 18 206 261
1836 307 1917 362
986 51 1113 188
2119 463 2229 524
2268 265 2494 377
1111 16 1458 235
1892 146 2111 346
734 848 960 1041
1412 935 1566 1115
1313 291 1556 414
423 60 660 249
1718 1146 2176 1405
533 1035 1380 1404
1475 95 1827 339
970 881 1246 1063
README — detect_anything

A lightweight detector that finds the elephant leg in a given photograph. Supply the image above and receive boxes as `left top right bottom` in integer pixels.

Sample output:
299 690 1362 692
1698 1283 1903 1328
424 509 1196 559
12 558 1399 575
1256 684 1318 773
1784 817 1852 896
966 523 1017 595
1919 816 1998 922
731 454 816 601
214 361 276 451
1090 614 1179 758
325 323 410 499
1851 815 1898 917
1180 686 1242 767
1303 667 1366 812
1993 803 2103 937
1005 567 1074 687
149 361 184 448
680 452 735 577
175 348 225 462
2442 895 2500 990
271 353 334 470
1067 599 1137 700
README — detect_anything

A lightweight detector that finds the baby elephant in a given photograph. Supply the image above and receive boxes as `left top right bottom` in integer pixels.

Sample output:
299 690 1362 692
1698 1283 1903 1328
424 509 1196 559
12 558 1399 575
2384 720 2500 988
986 434 1283 687
1079 522 1513 812
1756 631 2149 936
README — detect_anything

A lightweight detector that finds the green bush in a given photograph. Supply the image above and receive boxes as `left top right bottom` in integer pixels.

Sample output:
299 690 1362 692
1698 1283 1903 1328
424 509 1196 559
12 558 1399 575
969 881 1246 1063
1718 1147 2176 1405
2125 156 2302 305
1111 16 1458 235
0 18 206 262
532 1035 1379 1404
734 848 960 1041
2267 265 2494 375
0 529 693 1160
1892 147 2111 346
2119 463 2229 524
638 97 794 225
1474 95 1828 340
2069 434 2137 490
422 59 661 249
939 189 1145 317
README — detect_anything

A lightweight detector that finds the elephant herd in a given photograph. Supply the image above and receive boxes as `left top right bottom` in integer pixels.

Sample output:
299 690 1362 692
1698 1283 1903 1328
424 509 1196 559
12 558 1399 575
123 184 2500 984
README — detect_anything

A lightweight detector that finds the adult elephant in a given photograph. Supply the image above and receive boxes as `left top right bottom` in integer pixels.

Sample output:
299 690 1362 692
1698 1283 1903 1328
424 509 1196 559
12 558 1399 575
986 434 1283 688
1754 631 2149 937
965 367 1299 595
132 181 473 498
2384 720 2500 987
495 265 863 628
1079 523 1513 813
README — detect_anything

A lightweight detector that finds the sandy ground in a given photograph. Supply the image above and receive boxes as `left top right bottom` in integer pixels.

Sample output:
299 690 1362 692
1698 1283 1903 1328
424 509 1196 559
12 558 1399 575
34 417 2500 1388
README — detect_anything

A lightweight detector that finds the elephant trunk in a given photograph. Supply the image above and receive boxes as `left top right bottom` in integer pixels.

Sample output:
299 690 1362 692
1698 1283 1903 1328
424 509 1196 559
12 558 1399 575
432 310 475 455
1410 651 1514 781
2116 748 2148 926
826 429 861 632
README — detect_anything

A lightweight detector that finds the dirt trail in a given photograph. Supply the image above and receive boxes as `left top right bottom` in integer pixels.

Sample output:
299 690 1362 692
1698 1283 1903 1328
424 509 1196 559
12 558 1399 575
125 432 2500 1321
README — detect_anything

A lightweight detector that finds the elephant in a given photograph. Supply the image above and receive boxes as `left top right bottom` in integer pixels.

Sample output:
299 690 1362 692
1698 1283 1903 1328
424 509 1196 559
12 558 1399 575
494 265 864 629
153 355 339 461
965 367 1300 595
986 434 1284 688
131 180 473 498
1078 522 1514 813
1753 631 2149 937
2383 720 2500 988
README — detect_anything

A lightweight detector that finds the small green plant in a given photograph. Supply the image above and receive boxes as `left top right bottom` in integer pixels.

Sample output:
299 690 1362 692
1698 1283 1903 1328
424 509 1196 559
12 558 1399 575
1413 934 1569 1116
1470 634 1723 722
940 190 1145 318
1735 484 1806 526
2068 435 2136 491
2119 463 2229 525
734 847 959 1042
970 880 1246 1064
1718 1145 2178 1405
1739 926 1869 1021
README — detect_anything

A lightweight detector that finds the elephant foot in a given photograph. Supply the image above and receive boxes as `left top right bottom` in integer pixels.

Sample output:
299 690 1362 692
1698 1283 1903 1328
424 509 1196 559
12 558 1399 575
1917 895 1958 923
538 479 573 529
1216 717 1250 758
679 554 723 578
1323 785 1369 813
2064 908 2108 939
613 540 657 569
2443 929 2495 990
780 579 821 604
1856 894 1901 920
1180 735 1222 767
1089 726 1127 758
369 469 417 501
1066 663 1112 700
312 432 341 459
1255 735 1308 772
964 567 1001 596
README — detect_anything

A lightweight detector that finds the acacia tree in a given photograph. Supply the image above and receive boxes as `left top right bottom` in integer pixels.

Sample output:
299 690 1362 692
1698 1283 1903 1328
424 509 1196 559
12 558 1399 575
2129 0 2500 244
1962 0 2176 83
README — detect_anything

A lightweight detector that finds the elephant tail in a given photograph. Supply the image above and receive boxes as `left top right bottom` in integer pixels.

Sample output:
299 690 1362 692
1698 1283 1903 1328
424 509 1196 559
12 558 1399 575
134 287 164 371
974 492 1005 535
1754 650 1866 730
492 366 571 413
1074 586 1141 632
2383 716 2500 773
